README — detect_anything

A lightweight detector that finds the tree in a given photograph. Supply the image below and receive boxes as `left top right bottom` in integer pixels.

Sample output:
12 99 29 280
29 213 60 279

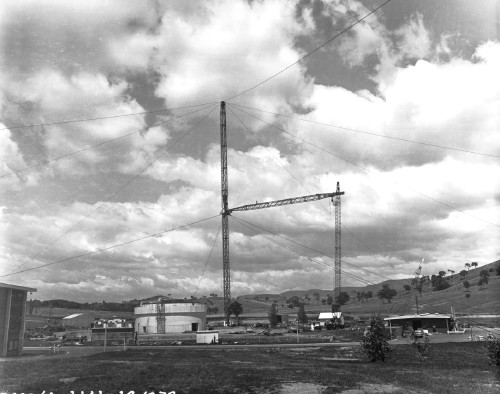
471 262 478 269
365 291 373 298
459 270 468 278
287 296 301 308
431 274 451 291
227 301 243 324
480 269 490 282
356 292 363 303
403 284 411 293
377 284 397 303
463 280 471 291
360 315 391 362
268 303 279 328
321 299 326 305
465 263 471 271
326 295 334 305
336 291 350 306
297 304 308 324
478 278 486 290
313 292 320 303
497 265 500 276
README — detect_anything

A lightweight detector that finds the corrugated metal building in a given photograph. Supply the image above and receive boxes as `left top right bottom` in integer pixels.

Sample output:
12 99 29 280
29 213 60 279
384 313 453 334
61 313 93 328
0 282 37 357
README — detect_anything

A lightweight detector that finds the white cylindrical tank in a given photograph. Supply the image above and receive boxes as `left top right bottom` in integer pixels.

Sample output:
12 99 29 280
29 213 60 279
134 301 206 334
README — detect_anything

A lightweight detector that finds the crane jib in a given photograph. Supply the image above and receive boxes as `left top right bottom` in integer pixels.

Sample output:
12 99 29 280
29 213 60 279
228 191 345 213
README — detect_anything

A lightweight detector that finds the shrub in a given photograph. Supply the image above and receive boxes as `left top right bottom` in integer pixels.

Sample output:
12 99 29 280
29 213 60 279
411 334 430 362
484 336 500 367
360 315 391 362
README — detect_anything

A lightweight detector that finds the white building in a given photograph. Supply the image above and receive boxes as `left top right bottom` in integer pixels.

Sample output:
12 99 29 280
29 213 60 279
134 300 207 334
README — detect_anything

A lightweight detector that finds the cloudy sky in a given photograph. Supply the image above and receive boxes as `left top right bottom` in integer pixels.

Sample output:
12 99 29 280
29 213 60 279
0 0 498 302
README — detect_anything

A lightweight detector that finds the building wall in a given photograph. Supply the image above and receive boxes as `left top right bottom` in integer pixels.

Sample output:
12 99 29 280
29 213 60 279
134 303 207 334
91 328 134 345
0 288 27 357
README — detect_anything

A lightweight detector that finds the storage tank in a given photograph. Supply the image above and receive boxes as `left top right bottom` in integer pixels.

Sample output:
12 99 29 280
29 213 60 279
134 300 206 334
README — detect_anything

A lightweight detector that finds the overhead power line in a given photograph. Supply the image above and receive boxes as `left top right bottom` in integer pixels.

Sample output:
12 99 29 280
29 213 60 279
6 104 219 276
232 214 388 283
227 104 410 279
225 0 392 101
1 104 216 179
230 215 377 286
230 103 499 158
0 214 220 279
231 105 499 229
195 224 222 295
0 102 218 132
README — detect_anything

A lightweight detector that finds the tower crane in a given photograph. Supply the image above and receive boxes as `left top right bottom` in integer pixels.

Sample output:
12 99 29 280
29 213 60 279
220 101 345 323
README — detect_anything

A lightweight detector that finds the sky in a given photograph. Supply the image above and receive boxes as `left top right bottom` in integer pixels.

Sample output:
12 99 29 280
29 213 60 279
0 0 498 302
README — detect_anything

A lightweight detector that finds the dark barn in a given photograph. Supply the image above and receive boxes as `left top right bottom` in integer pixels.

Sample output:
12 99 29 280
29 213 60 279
0 283 37 357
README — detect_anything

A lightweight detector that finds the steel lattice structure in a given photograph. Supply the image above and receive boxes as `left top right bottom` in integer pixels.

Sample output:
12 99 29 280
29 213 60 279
220 102 231 320
229 193 343 213
334 181 341 303
156 297 165 334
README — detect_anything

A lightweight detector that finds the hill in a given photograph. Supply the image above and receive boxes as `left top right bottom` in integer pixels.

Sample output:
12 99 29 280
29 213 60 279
235 260 500 317
26 260 499 321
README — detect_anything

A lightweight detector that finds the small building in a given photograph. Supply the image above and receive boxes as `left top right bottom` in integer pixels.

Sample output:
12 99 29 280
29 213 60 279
61 313 93 328
0 282 37 357
196 330 219 344
90 318 134 345
384 313 453 335
315 312 344 328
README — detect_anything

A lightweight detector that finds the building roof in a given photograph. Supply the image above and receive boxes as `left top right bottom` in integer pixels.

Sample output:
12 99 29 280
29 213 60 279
62 313 86 320
318 312 342 320
384 313 451 321
0 282 37 292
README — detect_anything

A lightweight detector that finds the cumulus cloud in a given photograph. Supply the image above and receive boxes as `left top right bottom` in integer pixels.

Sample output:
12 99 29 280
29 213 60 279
0 0 497 300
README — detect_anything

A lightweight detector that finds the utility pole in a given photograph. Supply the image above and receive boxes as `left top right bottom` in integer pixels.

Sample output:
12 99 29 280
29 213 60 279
220 101 231 324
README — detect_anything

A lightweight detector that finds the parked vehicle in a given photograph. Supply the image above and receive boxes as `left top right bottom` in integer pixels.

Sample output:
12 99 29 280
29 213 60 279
413 329 424 338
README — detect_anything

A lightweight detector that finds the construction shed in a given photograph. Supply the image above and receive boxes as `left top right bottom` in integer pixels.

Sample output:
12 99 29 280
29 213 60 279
196 330 219 344
61 313 93 328
384 313 453 335
0 282 37 357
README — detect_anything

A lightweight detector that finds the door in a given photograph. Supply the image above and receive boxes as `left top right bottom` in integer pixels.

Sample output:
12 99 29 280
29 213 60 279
191 323 198 332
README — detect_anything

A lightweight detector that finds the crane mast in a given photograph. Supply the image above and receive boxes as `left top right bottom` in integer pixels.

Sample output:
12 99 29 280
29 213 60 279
220 101 231 321
334 181 341 308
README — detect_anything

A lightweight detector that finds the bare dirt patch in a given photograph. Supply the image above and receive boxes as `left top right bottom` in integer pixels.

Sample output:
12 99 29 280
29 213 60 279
280 382 327 393
341 383 405 393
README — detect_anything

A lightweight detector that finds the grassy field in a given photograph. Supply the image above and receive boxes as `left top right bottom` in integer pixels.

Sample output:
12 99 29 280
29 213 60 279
1 342 498 393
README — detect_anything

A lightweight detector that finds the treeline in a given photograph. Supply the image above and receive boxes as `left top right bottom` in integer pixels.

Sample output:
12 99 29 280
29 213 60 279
29 299 139 313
